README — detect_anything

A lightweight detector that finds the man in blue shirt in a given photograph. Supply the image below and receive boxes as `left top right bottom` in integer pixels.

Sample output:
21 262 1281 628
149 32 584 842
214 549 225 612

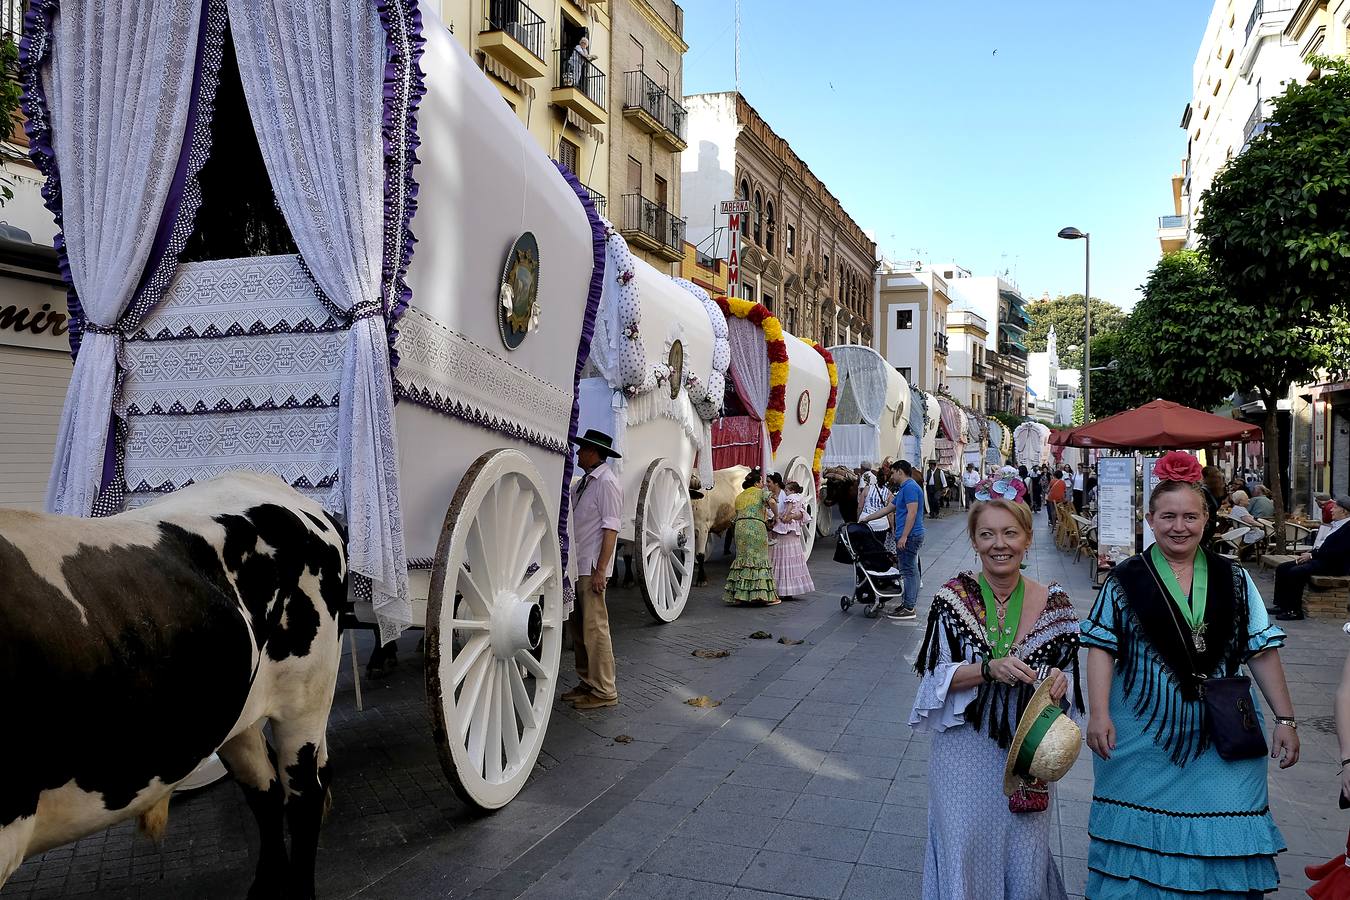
859 459 925 620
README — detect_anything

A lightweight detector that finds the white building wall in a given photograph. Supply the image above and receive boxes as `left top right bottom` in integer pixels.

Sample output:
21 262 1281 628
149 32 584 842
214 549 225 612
881 297 922 386
681 92 740 260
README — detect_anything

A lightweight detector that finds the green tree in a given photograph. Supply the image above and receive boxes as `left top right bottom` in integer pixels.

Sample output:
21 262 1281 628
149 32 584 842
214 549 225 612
1024 294 1128 370
0 38 24 206
1082 327 1148 419
1197 56 1350 531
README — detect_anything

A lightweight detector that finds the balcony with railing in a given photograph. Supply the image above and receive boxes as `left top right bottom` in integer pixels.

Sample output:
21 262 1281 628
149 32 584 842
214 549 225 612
552 48 607 124
1158 213 1187 254
582 184 606 218
622 70 687 151
933 333 949 355
1246 0 1296 41
1243 99 1270 146
479 0 548 80
620 193 685 262
971 361 988 379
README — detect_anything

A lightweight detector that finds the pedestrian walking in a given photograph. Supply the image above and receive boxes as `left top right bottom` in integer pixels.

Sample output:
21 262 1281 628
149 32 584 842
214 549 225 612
911 498 1082 900
563 429 624 710
1072 465 1086 513
724 467 779 606
1046 469 1066 528
859 460 924 620
962 463 980 509
771 479 815 599
1271 494 1350 620
1081 451 1298 897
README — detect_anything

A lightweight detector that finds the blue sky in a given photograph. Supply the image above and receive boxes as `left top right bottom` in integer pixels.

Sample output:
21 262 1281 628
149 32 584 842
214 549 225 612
679 0 1214 310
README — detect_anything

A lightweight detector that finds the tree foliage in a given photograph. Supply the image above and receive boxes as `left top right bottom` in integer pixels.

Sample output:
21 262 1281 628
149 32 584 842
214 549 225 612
1193 56 1350 528
0 38 23 206
1024 294 1128 370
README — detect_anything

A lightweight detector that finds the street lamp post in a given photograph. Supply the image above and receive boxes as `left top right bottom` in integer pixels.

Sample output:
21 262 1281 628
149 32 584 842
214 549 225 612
1058 227 1091 421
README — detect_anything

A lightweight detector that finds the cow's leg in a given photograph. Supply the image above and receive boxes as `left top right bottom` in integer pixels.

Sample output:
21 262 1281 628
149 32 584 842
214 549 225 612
694 552 707 587
218 724 288 900
366 639 399 679
0 815 37 889
722 528 734 558
274 717 332 900
622 551 635 588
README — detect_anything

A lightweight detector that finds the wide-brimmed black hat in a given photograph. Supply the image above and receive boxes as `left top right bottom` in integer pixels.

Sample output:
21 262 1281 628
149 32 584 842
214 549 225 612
572 428 621 459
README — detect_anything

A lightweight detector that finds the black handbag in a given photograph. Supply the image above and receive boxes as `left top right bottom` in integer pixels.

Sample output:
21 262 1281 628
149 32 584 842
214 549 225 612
1155 566 1269 761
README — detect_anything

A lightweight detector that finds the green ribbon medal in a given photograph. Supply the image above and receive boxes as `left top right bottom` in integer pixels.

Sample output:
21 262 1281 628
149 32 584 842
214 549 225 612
978 574 1024 659
1150 544 1209 652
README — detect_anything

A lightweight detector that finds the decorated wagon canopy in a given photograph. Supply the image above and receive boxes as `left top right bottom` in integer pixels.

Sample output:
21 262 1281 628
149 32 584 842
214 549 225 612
708 295 836 480
822 344 909 471
574 231 729 622
22 0 606 651
1014 421 1053 468
986 419 1008 468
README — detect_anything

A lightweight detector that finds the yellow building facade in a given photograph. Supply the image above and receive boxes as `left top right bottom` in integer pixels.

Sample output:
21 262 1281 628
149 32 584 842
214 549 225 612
430 0 613 209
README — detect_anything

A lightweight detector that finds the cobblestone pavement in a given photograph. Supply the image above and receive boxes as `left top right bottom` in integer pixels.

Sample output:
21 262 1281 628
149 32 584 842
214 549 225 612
4 506 1345 899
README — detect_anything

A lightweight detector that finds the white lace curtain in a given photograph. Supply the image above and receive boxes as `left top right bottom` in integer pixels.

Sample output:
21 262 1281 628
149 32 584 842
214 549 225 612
229 0 409 640
727 316 768 421
833 349 887 428
44 0 205 514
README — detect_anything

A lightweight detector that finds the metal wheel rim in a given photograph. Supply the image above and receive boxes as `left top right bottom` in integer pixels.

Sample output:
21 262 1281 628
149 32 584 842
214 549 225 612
635 458 695 623
785 456 818 559
426 449 563 811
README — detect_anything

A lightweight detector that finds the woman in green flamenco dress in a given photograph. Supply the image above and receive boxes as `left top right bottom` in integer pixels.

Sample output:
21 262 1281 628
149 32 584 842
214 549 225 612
1081 451 1300 898
724 467 780 606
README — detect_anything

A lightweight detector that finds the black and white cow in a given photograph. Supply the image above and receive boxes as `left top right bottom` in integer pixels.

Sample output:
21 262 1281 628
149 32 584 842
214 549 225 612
0 472 347 899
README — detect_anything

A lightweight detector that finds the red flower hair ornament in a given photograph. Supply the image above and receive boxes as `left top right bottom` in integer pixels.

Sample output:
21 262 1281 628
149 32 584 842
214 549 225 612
1153 451 1204 484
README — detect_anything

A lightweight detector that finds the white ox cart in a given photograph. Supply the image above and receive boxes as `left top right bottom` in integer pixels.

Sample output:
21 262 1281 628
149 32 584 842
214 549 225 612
29 0 603 811
822 344 910 471
576 232 730 622
707 298 836 558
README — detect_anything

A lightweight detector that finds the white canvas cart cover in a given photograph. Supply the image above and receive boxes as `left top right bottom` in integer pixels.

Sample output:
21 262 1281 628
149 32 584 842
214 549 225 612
1014 421 1052 468
822 344 908 470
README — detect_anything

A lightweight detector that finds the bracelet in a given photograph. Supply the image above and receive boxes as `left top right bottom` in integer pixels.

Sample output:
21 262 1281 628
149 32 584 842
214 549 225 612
981 659 993 683
1274 716 1297 730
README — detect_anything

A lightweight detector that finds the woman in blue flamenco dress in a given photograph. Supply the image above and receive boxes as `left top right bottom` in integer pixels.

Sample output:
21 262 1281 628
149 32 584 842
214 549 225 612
1080 452 1300 898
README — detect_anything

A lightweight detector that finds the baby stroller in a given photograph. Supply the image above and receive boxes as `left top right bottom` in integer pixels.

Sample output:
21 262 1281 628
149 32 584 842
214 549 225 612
835 523 906 618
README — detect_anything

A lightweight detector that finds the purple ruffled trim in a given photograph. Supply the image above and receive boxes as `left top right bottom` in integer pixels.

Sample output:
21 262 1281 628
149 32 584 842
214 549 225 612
376 0 426 369
19 0 81 358
553 162 605 595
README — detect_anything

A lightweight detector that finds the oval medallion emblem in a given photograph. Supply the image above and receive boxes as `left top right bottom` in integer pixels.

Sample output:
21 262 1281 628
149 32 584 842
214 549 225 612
498 232 540 350
797 390 811 425
668 340 684 400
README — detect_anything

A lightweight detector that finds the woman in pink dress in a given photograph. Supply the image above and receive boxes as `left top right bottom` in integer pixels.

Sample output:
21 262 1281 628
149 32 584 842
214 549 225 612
771 477 816 599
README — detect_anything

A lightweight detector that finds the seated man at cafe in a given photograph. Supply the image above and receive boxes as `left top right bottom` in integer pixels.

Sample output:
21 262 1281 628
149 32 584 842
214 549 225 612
1272 495 1350 620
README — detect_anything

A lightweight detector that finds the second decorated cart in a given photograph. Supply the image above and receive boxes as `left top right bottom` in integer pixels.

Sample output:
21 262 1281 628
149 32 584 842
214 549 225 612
574 231 730 622
822 344 910 471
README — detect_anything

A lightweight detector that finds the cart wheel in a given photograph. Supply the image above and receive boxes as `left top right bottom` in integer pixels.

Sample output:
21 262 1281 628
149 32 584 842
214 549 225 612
426 449 563 811
839 595 853 612
785 456 819 558
635 458 695 623
864 603 882 619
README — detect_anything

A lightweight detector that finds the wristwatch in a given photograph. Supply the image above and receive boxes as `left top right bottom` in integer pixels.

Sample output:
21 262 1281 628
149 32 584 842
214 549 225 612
1274 716 1297 730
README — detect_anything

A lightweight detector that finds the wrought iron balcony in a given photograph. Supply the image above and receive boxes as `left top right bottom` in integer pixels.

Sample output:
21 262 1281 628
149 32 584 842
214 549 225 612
582 184 606 217
972 361 988 379
479 0 548 79
622 70 688 151
1243 100 1269 145
1246 0 1295 41
553 48 607 124
620 193 685 262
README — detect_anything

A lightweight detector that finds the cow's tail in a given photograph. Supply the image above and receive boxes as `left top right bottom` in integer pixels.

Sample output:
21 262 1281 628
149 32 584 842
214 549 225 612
137 794 172 843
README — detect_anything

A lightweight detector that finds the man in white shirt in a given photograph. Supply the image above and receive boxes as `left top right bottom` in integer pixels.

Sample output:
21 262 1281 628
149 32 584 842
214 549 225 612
961 464 980 508
564 429 623 709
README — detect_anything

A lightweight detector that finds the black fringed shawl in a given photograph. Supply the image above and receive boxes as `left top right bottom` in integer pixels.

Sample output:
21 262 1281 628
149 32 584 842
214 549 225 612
915 573 1084 749
1093 550 1250 767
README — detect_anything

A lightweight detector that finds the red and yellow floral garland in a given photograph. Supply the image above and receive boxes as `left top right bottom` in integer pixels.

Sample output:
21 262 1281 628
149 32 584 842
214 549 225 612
799 338 838 483
713 295 789 454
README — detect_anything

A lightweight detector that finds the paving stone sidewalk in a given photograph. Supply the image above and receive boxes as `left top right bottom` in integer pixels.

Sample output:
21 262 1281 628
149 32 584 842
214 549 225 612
4 505 1345 899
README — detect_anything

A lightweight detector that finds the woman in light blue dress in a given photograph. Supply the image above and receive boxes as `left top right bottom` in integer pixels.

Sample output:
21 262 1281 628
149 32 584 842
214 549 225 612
1081 453 1300 898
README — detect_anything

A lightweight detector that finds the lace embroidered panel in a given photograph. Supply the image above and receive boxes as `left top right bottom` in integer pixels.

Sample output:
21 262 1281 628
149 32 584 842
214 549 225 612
392 305 573 452
120 255 344 499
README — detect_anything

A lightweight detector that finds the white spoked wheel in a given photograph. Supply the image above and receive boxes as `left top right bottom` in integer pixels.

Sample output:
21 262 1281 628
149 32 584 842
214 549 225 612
786 456 819 558
635 458 695 623
426 449 563 811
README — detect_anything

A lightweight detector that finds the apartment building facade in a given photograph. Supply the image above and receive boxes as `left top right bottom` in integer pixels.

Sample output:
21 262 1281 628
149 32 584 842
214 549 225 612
873 262 951 395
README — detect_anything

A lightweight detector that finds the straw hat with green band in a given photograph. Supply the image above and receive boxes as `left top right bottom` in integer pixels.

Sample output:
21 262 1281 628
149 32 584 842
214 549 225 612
1003 678 1083 797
